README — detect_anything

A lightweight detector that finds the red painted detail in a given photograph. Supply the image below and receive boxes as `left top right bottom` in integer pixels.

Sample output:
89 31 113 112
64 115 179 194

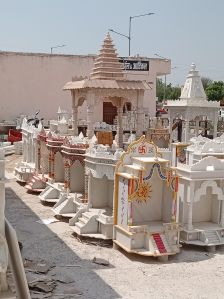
138 145 146 154
152 233 167 254
8 129 22 143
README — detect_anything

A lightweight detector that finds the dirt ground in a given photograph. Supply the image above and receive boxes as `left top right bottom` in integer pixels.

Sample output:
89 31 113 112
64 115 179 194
4 154 224 299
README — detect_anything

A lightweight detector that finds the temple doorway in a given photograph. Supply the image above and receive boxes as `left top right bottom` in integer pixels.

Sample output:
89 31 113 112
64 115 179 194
103 102 117 124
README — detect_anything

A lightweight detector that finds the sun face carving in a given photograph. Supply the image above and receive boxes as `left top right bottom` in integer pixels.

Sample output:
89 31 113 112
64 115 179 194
129 181 152 203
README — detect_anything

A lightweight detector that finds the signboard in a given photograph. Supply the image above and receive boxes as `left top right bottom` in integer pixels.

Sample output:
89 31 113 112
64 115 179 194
119 58 149 71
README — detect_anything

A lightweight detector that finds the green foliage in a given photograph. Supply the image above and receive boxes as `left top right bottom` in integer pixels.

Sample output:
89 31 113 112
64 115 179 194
156 79 181 101
156 79 164 102
201 77 213 90
170 87 181 100
205 81 224 101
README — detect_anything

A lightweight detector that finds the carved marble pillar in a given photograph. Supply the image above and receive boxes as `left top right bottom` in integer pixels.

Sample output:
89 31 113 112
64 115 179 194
184 119 189 142
220 200 224 228
22 132 26 162
186 181 194 231
195 118 200 137
64 159 71 193
28 133 33 163
72 92 78 136
220 181 224 227
213 110 218 138
136 91 144 139
32 137 36 164
36 140 41 174
136 109 144 139
51 151 55 182
117 105 123 148
42 155 48 175
169 111 174 146
87 100 94 139
27 134 31 163
85 172 90 205
48 150 52 178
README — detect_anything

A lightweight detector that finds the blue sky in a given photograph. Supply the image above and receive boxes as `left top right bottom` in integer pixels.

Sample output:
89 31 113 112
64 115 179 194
0 0 223 85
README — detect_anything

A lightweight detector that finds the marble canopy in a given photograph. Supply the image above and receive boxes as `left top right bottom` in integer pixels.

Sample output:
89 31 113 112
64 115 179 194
63 33 150 148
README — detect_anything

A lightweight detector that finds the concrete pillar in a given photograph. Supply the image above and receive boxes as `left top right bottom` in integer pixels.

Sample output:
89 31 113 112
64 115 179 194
117 105 123 148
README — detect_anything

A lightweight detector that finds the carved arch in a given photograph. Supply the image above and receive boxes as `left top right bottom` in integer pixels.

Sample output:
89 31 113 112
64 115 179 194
194 180 224 202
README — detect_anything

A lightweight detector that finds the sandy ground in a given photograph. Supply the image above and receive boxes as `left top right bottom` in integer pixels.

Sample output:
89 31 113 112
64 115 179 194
4 154 224 299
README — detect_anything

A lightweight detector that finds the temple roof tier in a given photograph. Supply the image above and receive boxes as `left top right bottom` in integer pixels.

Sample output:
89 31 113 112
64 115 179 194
63 79 150 90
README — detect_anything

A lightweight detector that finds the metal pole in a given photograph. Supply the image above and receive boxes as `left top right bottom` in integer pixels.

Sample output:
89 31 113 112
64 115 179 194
129 17 132 56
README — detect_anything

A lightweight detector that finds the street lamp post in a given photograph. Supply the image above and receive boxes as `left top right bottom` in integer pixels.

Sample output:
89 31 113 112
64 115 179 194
109 12 154 56
50 44 66 54
128 13 154 56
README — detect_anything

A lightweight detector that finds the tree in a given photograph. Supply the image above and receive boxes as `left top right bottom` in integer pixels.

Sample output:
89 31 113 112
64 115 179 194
205 81 224 101
156 78 165 102
156 79 181 101
170 86 181 100
201 77 212 90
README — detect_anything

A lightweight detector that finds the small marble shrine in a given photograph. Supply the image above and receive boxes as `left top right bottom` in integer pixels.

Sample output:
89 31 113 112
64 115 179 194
113 136 179 258
14 32 224 258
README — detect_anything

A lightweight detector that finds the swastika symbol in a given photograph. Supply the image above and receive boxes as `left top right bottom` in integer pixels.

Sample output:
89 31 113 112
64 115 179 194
138 145 146 154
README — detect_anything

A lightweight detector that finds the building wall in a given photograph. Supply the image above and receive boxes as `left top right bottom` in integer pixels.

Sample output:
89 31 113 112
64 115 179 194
0 52 95 121
0 52 170 122
122 57 171 116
